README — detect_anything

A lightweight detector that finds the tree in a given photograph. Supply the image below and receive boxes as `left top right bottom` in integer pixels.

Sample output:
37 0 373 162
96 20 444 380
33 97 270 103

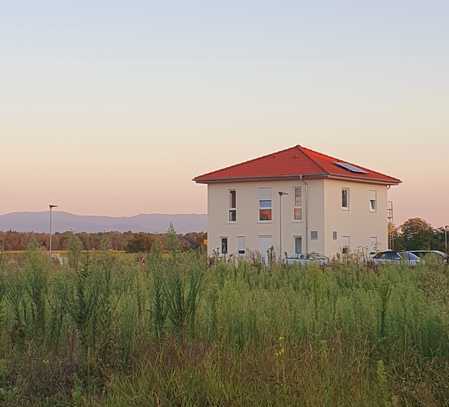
183 232 207 250
68 234 84 270
400 218 434 250
432 227 448 252
165 223 180 253
126 233 153 253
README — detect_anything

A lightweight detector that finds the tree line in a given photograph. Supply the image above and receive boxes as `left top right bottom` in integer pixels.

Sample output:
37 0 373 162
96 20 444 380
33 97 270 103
0 217 446 254
0 227 206 253
390 217 448 252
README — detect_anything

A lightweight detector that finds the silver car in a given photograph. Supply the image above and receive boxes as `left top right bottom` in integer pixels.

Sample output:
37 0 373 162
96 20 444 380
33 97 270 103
371 250 420 266
286 252 329 267
409 250 448 264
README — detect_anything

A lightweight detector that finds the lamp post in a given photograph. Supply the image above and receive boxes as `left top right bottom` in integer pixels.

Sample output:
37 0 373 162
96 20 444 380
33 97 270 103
278 192 288 262
445 225 449 259
49 204 58 256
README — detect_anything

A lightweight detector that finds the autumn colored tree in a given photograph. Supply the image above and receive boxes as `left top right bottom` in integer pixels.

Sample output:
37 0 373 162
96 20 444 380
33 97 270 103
400 218 434 250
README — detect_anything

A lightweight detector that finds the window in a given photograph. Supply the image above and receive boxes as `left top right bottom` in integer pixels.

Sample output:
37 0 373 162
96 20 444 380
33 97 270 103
229 190 237 222
341 188 350 209
311 231 318 240
294 236 302 255
237 236 246 255
374 251 399 260
333 231 338 241
385 251 400 261
369 190 377 212
221 238 228 255
293 186 303 221
259 200 272 221
258 188 272 221
399 252 419 261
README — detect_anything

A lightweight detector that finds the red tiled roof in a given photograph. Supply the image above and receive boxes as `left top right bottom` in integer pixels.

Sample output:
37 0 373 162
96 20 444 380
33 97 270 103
193 145 401 185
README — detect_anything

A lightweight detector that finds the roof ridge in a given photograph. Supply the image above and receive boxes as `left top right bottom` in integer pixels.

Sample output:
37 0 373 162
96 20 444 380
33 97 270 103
297 145 329 175
193 145 300 181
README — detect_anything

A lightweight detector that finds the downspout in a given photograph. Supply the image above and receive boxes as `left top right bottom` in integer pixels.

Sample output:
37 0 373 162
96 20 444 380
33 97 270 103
300 175 309 256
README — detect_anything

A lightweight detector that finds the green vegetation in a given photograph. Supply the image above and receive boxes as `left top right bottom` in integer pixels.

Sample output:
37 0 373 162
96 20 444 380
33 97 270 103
1 215 448 254
0 230 206 252
390 217 448 252
0 243 448 406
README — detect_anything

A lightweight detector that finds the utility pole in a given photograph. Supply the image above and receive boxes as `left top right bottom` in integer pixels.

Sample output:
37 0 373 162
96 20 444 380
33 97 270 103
278 192 288 262
49 204 58 256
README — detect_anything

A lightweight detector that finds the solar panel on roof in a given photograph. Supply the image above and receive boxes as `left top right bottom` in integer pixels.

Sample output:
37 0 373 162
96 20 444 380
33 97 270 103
335 162 368 174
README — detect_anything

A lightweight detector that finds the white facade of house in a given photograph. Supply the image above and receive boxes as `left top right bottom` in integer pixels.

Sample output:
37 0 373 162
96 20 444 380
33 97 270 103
206 179 389 260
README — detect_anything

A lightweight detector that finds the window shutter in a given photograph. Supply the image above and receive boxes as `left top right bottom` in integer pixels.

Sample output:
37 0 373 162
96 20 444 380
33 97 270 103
257 188 272 200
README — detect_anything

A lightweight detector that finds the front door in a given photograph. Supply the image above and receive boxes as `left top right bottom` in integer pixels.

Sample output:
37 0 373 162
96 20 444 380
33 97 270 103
294 236 302 256
368 237 378 255
257 236 273 263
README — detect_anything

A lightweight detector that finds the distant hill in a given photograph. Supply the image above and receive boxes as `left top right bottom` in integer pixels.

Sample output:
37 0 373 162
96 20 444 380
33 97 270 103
0 212 207 234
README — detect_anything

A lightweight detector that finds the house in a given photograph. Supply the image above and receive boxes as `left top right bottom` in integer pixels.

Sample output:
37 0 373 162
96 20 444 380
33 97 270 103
194 145 401 260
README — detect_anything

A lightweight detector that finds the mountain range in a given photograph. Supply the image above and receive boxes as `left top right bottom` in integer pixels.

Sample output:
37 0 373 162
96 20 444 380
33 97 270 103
0 212 207 234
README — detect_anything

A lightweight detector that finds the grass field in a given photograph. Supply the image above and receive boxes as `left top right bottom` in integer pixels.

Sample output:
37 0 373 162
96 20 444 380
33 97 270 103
0 243 448 406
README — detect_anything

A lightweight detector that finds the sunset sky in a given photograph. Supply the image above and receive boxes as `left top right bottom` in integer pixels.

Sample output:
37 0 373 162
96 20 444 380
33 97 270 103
1 1 448 227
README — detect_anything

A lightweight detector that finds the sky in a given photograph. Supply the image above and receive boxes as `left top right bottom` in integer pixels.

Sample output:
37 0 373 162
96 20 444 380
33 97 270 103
1 1 448 227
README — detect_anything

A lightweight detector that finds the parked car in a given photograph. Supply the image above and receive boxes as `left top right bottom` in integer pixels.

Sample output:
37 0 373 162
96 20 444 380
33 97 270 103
371 250 421 266
409 250 448 263
286 252 329 267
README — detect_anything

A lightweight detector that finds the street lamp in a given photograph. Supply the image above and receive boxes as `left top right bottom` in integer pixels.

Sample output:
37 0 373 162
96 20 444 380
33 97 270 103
49 204 58 256
445 225 449 259
278 192 288 262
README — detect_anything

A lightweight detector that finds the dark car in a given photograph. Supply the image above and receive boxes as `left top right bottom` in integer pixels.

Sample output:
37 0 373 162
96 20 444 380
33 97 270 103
371 250 420 266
